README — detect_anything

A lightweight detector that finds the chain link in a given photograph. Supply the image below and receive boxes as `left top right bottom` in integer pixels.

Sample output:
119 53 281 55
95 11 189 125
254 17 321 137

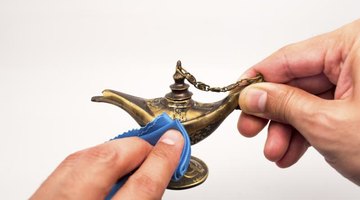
176 65 264 92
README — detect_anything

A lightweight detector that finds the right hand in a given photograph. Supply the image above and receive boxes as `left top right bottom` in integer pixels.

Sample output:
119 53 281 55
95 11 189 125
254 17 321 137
237 19 360 185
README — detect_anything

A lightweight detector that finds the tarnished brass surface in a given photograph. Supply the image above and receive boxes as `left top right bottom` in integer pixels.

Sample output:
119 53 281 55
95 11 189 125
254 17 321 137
168 156 208 189
91 61 263 189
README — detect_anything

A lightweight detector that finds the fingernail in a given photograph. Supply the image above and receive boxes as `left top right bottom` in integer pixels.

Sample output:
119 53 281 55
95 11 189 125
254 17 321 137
243 88 267 113
160 130 182 145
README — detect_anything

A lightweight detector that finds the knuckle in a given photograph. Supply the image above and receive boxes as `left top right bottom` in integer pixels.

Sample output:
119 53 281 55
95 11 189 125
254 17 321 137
61 150 85 167
131 137 150 147
271 88 297 123
81 145 118 166
129 173 163 198
151 147 171 162
277 44 296 78
278 44 291 55
127 137 153 156
58 151 88 186
61 143 119 167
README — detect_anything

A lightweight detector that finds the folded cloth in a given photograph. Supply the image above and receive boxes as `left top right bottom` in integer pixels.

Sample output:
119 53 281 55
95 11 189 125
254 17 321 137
106 113 191 199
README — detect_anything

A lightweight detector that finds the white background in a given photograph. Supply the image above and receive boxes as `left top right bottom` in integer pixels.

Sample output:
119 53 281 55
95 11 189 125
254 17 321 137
1 0 360 199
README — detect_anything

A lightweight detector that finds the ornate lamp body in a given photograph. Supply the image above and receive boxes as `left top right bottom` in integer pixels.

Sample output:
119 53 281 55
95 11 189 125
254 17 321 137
91 61 263 189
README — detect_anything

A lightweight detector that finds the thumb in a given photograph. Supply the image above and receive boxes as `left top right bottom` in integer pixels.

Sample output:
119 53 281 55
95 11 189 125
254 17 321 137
239 82 327 134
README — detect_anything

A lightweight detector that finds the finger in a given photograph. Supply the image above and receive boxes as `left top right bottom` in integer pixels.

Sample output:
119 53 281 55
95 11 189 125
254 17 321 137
115 130 184 200
239 82 333 142
286 73 334 95
276 131 310 168
349 42 360 100
346 20 360 96
242 33 333 83
331 43 358 100
264 122 292 162
237 112 268 137
31 137 152 200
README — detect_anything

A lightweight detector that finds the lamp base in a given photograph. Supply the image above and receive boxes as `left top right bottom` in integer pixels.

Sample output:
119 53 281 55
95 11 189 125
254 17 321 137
167 156 208 190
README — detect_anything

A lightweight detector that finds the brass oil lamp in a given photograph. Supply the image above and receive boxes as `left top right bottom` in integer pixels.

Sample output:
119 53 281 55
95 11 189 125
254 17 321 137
91 61 263 189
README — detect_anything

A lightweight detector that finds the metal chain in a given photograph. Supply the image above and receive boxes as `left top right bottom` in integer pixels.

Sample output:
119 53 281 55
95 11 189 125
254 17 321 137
176 65 264 92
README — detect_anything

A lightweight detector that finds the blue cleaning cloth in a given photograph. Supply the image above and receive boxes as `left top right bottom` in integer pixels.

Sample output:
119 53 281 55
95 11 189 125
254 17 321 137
106 113 191 199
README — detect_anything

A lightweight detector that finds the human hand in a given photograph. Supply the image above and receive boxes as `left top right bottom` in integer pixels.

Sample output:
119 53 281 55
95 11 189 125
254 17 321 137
237 19 360 185
31 130 184 200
